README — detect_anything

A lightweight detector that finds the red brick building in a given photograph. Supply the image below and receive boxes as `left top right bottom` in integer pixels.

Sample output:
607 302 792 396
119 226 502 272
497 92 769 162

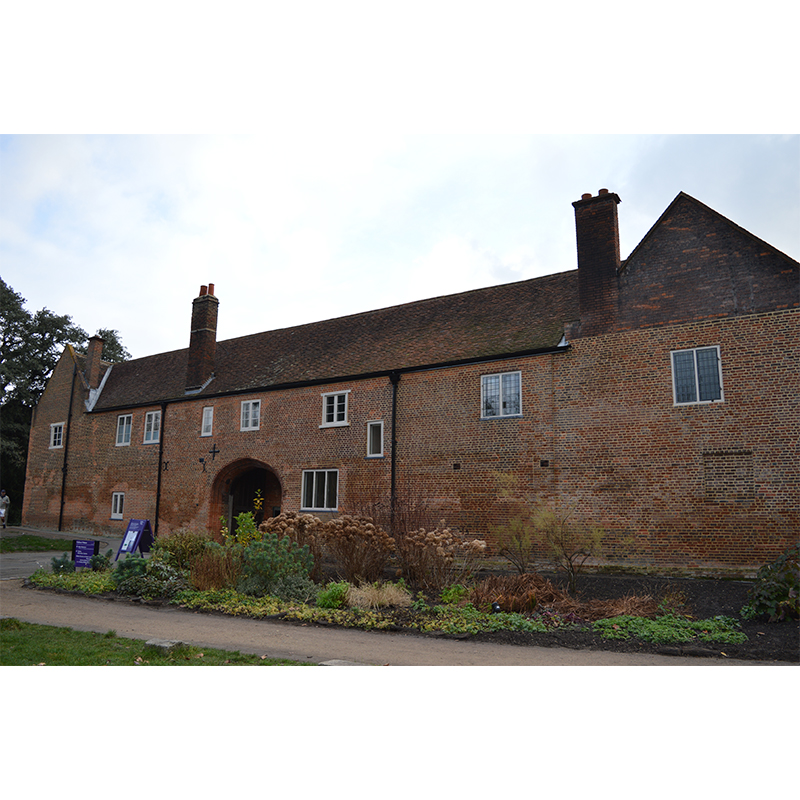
22 190 799 570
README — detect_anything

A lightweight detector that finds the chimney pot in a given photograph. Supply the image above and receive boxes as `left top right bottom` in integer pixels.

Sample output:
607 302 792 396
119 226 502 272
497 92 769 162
199 285 208 296
208 283 215 296
598 188 609 195
581 193 592 200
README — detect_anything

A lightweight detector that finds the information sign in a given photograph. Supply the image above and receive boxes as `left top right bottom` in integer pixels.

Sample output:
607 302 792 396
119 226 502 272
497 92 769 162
115 519 154 561
72 539 100 568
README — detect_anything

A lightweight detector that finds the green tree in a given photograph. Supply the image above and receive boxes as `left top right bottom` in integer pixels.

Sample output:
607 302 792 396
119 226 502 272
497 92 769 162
0 279 131 523
96 328 131 363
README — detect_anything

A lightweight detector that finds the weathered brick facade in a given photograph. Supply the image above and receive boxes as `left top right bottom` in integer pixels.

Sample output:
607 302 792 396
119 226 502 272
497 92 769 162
22 190 799 570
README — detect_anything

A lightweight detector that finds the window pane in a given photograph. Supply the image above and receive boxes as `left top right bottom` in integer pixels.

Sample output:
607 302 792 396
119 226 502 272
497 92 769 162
313 472 325 508
482 375 499 417
302 473 314 508
672 352 697 403
369 422 382 455
325 472 338 509
696 348 721 401
336 394 346 421
502 372 521 415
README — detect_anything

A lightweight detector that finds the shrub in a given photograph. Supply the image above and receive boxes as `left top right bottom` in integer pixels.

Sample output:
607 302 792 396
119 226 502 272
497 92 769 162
395 525 487 593
112 553 148 594
223 511 262 547
51 553 75 574
470 574 539 613
321 516 396 584
493 516 538 574
151 528 211 571
741 543 800 622
90 549 113 572
317 581 351 609
440 584 469 605
260 512 325 581
531 504 603 596
189 541 243 591
269 573 318 603
347 581 412 610
237 533 314 597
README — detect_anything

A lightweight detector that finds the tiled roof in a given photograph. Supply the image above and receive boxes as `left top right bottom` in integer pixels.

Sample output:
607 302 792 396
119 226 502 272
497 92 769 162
92 270 579 410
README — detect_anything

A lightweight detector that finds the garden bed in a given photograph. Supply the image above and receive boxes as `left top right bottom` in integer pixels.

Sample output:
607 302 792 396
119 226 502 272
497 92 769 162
27 569 799 663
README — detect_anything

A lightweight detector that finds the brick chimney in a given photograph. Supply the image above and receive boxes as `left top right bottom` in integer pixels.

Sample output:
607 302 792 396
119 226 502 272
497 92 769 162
85 334 104 389
572 189 621 337
186 284 219 392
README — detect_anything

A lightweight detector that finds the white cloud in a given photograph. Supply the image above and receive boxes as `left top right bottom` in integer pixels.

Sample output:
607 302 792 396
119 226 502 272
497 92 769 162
1 134 798 359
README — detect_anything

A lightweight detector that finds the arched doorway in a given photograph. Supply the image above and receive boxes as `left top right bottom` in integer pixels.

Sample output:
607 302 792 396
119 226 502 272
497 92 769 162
211 459 282 536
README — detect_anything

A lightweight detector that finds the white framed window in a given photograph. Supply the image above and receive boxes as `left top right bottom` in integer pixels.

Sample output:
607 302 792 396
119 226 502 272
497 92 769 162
481 371 522 418
143 410 161 444
240 400 261 431
49 422 65 449
201 406 214 437
111 492 125 520
671 347 723 405
367 420 383 457
320 390 350 427
116 414 132 446
301 469 339 511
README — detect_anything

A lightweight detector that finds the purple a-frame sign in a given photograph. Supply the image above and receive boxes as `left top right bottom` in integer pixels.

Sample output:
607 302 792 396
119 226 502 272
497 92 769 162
115 519 154 561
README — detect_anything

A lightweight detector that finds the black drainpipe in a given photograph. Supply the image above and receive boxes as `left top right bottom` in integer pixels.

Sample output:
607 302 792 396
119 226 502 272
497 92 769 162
389 371 400 530
153 402 167 537
58 362 78 532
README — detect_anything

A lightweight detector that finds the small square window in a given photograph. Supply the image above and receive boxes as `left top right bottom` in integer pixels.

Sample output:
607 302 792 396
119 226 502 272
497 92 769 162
367 421 383 457
671 347 723 405
143 410 161 444
49 422 65 449
201 406 214 437
116 414 132 446
301 470 338 511
111 492 125 520
241 400 261 431
320 391 350 427
481 371 522 418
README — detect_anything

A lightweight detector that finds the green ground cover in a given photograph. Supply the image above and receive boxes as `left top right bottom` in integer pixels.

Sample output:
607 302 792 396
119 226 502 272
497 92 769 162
0 617 309 666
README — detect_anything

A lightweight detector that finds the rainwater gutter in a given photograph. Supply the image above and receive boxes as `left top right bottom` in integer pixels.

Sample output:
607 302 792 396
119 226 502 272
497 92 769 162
153 401 167 536
58 362 78 532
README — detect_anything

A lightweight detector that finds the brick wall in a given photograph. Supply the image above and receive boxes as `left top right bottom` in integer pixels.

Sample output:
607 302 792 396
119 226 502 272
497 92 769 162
617 194 799 330
24 308 798 570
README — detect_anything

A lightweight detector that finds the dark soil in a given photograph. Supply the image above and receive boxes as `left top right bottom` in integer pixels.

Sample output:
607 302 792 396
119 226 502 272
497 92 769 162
460 572 799 663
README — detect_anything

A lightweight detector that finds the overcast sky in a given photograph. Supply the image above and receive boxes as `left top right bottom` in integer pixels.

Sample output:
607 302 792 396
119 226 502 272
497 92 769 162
1 5 798 361
2 134 797 360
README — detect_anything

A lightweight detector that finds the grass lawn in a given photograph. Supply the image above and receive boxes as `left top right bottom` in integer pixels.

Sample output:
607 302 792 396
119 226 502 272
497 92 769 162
0 534 79 553
0 618 311 666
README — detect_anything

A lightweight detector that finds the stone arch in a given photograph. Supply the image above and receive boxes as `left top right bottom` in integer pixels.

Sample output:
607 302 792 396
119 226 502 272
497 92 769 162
210 459 283 536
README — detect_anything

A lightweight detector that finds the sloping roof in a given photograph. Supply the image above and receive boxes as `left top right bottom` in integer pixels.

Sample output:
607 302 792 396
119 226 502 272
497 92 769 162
91 270 579 410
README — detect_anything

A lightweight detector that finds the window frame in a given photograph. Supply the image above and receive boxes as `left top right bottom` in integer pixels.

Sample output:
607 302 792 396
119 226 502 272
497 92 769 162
116 414 132 446
366 420 384 458
143 410 161 444
480 370 522 419
320 390 350 428
201 406 214 437
671 346 724 406
111 492 125 520
301 469 339 511
49 422 65 449
240 399 261 431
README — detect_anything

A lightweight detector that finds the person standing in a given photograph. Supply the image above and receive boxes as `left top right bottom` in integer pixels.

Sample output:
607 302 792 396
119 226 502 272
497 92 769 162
0 489 9 528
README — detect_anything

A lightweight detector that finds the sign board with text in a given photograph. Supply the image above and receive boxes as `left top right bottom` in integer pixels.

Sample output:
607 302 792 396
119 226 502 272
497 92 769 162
115 519 154 561
72 539 100 569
